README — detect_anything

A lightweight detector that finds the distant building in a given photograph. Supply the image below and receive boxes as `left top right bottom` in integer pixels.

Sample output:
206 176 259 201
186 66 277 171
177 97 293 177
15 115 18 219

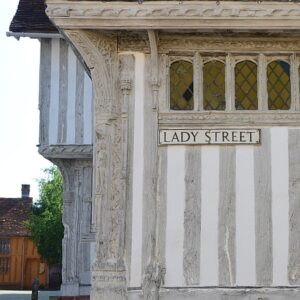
0 185 48 290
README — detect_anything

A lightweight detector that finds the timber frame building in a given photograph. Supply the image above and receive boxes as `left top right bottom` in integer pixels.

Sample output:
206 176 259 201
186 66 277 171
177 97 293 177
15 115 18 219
0 186 48 289
8 0 300 299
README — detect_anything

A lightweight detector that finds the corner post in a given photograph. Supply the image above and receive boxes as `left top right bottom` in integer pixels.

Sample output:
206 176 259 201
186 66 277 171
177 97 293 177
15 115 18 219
64 29 128 300
142 30 165 300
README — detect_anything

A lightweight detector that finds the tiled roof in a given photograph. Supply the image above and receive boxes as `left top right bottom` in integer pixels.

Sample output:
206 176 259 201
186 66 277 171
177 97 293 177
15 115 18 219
0 198 32 237
9 0 58 33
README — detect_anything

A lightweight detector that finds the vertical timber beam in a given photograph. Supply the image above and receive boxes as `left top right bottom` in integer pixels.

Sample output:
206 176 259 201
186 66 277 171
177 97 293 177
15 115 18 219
53 159 80 296
52 158 93 296
64 30 127 300
142 30 165 300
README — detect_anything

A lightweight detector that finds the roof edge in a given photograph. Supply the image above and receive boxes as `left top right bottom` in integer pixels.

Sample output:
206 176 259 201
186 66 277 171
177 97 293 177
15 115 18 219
45 1 300 31
6 31 62 39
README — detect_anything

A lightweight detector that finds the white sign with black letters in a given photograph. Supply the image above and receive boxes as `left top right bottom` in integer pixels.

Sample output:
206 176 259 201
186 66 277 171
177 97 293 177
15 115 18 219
159 129 260 145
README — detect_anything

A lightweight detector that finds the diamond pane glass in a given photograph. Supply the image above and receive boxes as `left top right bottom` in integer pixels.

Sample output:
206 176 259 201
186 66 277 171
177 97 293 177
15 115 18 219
235 61 258 110
267 60 291 110
203 61 225 110
170 60 194 110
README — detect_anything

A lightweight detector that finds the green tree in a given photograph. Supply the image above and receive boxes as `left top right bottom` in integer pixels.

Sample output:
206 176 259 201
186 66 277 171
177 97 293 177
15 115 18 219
25 166 64 265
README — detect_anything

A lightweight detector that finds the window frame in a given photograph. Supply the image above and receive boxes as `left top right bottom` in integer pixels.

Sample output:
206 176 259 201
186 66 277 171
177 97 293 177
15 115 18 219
0 239 10 274
161 51 300 127
202 58 226 111
169 58 194 111
168 56 194 111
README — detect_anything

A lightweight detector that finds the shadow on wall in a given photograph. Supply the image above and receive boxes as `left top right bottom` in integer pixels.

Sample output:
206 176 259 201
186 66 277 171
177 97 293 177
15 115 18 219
48 265 62 290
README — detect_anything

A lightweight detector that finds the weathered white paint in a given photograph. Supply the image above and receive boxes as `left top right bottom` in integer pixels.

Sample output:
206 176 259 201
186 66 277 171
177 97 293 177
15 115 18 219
271 128 289 286
90 241 96 278
66 46 77 144
126 287 300 299
236 146 256 286
49 38 60 144
129 53 145 287
83 72 93 145
200 146 219 286
41 38 93 146
165 146 185 286
254 129 272 286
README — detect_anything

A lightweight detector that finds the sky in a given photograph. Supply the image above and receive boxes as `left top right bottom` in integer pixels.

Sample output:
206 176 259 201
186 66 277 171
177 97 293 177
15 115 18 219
0 1 51 200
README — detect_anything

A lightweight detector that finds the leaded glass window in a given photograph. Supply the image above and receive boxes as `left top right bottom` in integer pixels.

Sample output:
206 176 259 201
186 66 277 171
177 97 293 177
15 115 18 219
203 60 225 110
0 239 10 274
167 53 296 114
235 61 258 110
267 60 291 110
170 60 194 110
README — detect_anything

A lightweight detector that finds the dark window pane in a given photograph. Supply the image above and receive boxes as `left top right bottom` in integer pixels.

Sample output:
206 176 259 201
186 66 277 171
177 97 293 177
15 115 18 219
0 239 10 255
0 258 9 274
267 60 291 110
235 61 258 110
203 61 225 110
170 61 194 110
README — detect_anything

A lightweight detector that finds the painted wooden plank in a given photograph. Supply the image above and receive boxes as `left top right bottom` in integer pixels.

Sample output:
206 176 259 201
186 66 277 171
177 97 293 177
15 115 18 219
200 146 219 286
83 72 93 145
183 147 201 285
58 39 68 144
124 54 135 287
254 129 273 286
129 53 145 287
142 55 156 285
288 129 300 285
157 147 168 281
271 127 289 286
123 54 135 285
75 59 85 144
236 146 256 286
66 45 77 144
49 38 60 144
39 39 51 146
218 146 236 286
165 146 185 286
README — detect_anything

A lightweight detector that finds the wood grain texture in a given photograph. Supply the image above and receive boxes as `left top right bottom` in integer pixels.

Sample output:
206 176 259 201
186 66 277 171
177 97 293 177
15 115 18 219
39 38 51 146
219 146 236 286
288 129 300 285
75 59 84 144
254 129 272 286
183 147 201 286
58 39 68 144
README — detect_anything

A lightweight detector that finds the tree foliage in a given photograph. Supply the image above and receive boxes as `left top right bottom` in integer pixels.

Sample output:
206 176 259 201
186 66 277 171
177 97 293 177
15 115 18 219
25 166 64 265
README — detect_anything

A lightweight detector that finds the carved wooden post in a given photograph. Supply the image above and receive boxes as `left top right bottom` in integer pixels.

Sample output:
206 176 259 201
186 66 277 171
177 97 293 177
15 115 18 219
64 30 127 300
142 30 165 300
53 159 80 296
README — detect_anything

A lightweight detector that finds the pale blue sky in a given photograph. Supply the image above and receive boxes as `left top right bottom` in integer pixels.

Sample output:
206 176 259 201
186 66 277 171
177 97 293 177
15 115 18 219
0 1 51 200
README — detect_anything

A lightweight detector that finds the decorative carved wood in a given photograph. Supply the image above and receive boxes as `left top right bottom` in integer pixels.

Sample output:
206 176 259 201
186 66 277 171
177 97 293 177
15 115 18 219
46 1 300 31
63 30 127 300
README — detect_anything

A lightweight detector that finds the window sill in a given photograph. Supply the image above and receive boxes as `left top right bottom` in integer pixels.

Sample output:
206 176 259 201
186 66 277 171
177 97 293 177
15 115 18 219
159 111 300 127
